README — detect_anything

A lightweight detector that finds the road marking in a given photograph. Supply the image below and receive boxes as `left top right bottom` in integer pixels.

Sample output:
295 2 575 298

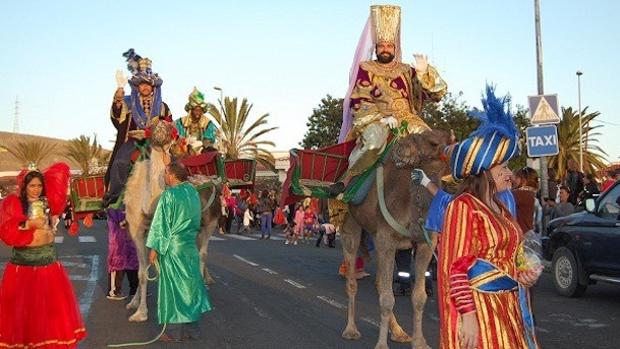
361 317 380 328
227 234 256 241
233 254 259 266
77 255 99 318
536 326 550 333
54 236 64 244
261 268 278 275
317 295 346 309
209 236 225 241
284 279 306 289
78 236 96 243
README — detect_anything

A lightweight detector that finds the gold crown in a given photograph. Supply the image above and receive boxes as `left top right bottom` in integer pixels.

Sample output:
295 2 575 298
138 58 152 72
370 5 401 44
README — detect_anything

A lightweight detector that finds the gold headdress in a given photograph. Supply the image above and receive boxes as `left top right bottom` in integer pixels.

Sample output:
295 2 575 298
370 5 401 45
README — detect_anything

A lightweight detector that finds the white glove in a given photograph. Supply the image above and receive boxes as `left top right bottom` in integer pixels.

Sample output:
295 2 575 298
380 116 398 129
412 54 428 73
411 169 431 187
115 70 128 89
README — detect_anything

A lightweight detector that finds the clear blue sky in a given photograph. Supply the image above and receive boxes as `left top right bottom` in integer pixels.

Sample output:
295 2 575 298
1 1 618 162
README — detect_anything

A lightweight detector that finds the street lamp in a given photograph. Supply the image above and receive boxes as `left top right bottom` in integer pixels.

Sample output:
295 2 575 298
576 71 583 173
213 86 223 103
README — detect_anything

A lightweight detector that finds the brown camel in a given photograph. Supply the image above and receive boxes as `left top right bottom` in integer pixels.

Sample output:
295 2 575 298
123 121 221 322
339 129 450 349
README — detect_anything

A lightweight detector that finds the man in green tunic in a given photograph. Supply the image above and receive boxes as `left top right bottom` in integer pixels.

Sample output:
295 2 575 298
147 162 212 341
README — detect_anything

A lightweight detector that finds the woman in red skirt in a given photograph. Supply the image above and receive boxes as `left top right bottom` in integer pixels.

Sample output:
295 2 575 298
0 163 86 348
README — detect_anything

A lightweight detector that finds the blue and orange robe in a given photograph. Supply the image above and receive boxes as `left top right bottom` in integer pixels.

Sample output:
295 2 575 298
438 193 539 349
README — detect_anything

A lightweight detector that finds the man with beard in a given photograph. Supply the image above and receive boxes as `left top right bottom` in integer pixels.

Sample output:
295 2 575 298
103 49 172 207
175 87 218 154
331 5 447 194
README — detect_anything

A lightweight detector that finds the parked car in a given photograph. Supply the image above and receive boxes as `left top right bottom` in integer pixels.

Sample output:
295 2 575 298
543 180 620 297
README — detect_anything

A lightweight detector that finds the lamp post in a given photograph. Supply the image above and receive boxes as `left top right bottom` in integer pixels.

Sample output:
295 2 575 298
534 0 549 200
213 86 223 103
576 71 583 173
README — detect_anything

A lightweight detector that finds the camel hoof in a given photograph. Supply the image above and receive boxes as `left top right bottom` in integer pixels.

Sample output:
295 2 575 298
126 300 139 310
390 331 412 343
412 338 431 349
128 311 148 322
342 327 361 340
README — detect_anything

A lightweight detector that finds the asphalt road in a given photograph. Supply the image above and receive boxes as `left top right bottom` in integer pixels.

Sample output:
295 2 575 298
1 221 619 349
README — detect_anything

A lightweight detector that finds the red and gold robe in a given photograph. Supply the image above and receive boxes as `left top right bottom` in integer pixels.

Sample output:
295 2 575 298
438 193 539 349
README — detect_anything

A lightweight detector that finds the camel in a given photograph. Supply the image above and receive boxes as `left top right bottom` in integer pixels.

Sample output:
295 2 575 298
122 121 221 322
338 129 450 349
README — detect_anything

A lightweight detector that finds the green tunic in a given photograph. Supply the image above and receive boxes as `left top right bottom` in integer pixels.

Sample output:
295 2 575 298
146 182 212 324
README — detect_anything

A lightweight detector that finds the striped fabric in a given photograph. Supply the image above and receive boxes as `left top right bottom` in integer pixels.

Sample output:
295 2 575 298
445 130 520 180
438 193 539 349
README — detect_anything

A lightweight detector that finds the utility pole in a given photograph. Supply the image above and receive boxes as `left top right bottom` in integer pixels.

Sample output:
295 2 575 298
577 71 584 172
13 96 19 133
534 0 549 199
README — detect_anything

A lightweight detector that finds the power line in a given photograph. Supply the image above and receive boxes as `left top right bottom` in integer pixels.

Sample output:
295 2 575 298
591 119 620 127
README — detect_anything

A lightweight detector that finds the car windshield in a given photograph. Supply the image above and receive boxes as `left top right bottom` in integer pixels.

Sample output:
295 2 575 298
597 183 620 218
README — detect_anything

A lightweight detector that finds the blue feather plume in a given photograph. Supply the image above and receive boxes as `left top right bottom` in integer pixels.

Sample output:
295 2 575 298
469 84 518 139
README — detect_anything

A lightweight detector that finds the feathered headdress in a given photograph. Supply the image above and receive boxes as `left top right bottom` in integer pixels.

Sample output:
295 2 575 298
445 84 521 180
123 48 163 87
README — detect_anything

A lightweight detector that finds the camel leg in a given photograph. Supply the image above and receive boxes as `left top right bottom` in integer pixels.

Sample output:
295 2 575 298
199 220 217 285
373 233 397 349
389 289 412 342
410 233 437 349
341 214 362 340
128 230 149 322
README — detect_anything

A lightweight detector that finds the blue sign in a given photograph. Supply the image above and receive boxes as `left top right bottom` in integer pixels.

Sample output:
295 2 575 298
526 125 559 157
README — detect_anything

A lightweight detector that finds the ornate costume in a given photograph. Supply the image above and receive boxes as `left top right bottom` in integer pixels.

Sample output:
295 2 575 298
104 49 172 207
0 163 86 348
174 87 218 152
340 5 447 176
146 182 212 325
438 86 538 349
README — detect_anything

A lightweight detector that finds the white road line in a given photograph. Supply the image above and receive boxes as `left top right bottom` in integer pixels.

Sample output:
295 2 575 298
317 295 346 309
78 255 100 318
78 236 96 243
536 326 550 333
233 254 259 266
361 317 380 328
209 236 225 241
284 279 306 289
261 268 278 275
54 236 64 244
227 234 256 241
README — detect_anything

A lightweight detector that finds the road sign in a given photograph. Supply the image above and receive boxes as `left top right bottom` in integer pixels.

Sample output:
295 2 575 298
526 125 559 157
528 94 560 124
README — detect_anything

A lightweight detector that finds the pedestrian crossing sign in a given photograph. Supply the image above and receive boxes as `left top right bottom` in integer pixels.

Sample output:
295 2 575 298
528 94 560 124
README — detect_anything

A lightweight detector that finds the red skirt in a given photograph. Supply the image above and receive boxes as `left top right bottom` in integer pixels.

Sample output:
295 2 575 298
0 261 87 348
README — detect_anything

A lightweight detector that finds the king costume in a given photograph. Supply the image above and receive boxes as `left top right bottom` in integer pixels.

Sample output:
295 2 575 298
339 5 447 177
175 87 218 153
438 86 539 349
104 49 172 207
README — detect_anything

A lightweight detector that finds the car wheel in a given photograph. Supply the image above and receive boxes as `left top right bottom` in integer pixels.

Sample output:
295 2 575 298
551 247 587 297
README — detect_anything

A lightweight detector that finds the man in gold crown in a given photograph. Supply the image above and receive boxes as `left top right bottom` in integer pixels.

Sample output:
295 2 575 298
174 87 218 154
332 5 447 195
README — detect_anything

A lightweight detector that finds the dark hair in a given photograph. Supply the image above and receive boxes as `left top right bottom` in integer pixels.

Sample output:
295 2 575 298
559 185 571 193
586 173 597 183
166 162 189 182
455 170 512 225
20 171 46 215
520 167 539 189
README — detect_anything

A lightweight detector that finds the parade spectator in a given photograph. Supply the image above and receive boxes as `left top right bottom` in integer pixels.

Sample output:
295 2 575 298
257 190 274 239
106 208 139 301
240 204 253 234
146 162 212 342
565 159 584 205
316 220 336 248
580 173 600 203
601 169 620 192
551 186 576 220
512 167 542 234
0 163 86 348
225 193 238 233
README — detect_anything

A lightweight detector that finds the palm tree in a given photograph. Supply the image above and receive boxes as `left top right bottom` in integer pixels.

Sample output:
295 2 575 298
549 107 608 180
65 135 104 176
1 140 57 168
209 97 278 170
